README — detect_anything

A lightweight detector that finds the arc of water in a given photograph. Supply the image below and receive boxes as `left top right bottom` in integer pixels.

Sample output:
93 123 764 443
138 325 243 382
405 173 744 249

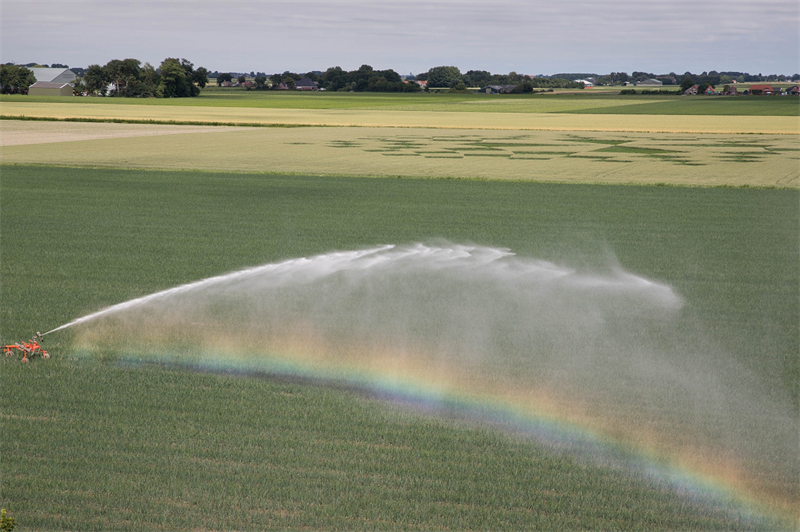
41 245 396 336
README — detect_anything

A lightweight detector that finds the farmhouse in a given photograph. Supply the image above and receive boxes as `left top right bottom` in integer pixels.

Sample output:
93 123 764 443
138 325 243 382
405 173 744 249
683 84 699 95
28 81 73 96
787 85 799 95
295 77 318 91
30 67 76 85
748 84 774 95
482 84 517 94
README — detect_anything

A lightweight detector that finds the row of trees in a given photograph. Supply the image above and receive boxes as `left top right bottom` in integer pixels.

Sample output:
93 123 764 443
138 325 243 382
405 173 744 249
316 65 420 92
415 66 586 89
220 65 586 92
215 65 422 92
75 58 208 97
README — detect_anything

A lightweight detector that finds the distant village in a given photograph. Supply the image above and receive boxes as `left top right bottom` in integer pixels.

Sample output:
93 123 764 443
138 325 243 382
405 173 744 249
2 61 799 97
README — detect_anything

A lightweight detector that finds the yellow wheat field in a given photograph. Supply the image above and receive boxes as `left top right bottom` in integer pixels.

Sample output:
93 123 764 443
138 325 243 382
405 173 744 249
2 121 797 187
2 101 798 134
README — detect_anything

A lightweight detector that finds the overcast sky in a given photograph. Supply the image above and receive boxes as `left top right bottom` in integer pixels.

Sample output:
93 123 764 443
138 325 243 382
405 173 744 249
2 1 798 75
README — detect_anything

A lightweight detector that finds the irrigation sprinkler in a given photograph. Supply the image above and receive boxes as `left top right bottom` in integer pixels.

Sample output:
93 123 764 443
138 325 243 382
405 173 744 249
3 331 50 363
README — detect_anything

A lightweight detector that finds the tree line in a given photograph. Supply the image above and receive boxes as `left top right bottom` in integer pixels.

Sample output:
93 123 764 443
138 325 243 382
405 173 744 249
415 66 585 90
214 65 586 92
0 58 209 97
75 58 208 97
4 59 798 97
218 65 422 92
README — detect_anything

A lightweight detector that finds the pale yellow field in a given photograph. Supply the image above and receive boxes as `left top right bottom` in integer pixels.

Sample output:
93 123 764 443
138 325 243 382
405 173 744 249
2 101 798 134
2 120 797 187
0 120 252 146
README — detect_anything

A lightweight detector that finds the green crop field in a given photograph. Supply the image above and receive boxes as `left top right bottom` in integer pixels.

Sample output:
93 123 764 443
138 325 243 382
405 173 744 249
1 165 798 530
1 89 798 530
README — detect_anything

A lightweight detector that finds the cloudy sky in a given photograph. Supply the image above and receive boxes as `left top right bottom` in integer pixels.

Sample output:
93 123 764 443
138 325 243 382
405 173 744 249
2 1 797 75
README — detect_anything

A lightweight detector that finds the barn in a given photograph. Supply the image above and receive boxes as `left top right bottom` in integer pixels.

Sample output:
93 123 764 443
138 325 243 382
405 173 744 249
28 81 73 96
30 68 77 85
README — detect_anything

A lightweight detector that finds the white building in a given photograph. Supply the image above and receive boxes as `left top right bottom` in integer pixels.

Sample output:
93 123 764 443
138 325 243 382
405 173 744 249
30 68 76 85
635 78 663 87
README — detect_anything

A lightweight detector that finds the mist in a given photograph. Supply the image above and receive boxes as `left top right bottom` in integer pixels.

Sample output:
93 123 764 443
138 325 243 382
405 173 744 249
66 243 798 515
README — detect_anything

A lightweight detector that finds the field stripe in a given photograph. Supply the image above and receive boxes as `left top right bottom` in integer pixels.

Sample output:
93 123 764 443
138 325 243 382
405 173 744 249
2 102 798 134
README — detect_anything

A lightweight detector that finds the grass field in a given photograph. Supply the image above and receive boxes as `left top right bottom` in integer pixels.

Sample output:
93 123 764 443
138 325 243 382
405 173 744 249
1 165 798 530
1 89 798 530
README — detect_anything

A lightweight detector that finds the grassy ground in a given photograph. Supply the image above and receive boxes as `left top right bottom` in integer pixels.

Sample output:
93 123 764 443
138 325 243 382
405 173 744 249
1 165 797 530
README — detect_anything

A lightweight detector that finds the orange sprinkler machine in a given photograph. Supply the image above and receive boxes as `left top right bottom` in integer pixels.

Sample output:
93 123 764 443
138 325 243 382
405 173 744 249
4 332 49 363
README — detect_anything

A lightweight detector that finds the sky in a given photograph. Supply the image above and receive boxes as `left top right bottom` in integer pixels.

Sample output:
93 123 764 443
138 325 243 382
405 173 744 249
2 0 798 76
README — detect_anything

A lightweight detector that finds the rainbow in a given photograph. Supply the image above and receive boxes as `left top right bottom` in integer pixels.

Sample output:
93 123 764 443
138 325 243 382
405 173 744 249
61 244 797 527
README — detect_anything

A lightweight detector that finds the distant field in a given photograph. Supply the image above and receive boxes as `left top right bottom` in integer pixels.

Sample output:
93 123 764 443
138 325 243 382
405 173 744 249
3 121 797 187
1 89 798 115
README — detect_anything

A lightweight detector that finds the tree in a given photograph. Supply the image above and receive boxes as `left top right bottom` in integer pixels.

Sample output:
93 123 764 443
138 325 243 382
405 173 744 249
254 75 267 89
464 70 492 87
237 75 246 84
103 58 136 96
269 73 283 88
157 58 192 97
72 76 86 96
217 73 233 85
193 66 209 88
426 66 462 88
0 64 36 94
83 64 107 95
680 76 695 92
511 80 534 93
129 62 158 97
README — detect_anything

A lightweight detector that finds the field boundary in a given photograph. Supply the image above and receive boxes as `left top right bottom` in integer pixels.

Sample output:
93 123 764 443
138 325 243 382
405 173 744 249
3 114 798 135
1 162 789 190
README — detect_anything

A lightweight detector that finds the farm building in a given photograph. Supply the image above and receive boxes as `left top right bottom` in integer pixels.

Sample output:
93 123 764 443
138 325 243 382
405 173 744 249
683 84 699 95
30 67 76 85
28 81 73 96
636 78 663 86
295 77 318 90
482 85 517 94
787 85 799 95
748 84 774 95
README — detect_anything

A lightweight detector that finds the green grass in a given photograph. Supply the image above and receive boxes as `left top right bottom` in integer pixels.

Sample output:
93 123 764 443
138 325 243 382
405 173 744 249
5 359 772 531
1 165 797 530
